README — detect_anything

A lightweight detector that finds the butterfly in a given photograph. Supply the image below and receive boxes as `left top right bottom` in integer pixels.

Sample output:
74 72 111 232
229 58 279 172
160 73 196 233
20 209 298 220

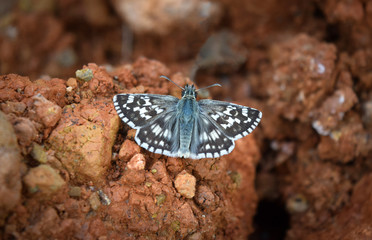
113 76 262 159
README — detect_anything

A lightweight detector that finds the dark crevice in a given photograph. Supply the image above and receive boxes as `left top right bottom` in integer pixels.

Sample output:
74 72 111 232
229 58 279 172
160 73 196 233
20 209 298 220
249 199 290 240
313 3 326 20
324 23 341 43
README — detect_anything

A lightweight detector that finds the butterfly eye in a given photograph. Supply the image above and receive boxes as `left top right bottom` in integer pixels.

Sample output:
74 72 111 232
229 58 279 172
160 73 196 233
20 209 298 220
194 92 198 98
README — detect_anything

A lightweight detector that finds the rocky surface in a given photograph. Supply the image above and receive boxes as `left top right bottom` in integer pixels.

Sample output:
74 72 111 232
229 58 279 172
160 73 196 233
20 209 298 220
0 59 260 239
47 98 120 184
0 111 22 226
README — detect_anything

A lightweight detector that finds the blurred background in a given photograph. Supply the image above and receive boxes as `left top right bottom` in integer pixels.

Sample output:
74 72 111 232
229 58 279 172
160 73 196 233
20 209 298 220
3 0 367 80
1 0 372 239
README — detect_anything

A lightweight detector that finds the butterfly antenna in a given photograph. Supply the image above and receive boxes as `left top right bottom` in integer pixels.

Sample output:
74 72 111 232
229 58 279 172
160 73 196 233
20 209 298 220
160 75 184 90
196 83 222 92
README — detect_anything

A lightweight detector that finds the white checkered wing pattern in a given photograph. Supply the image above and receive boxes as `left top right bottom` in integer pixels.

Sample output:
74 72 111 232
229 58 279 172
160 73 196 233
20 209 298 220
190 113 235 159
134 109 180 156
188 100 262 159
113 94 179 129
113 94 179 156
198 99 262 141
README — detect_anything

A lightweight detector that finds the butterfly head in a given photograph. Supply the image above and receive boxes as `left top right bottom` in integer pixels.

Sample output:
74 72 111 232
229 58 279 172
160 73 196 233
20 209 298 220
159 75 221 99
182 84 197 99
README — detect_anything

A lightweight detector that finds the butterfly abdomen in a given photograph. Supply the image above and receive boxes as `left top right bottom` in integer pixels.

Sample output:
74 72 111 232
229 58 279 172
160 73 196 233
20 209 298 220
177 98 198 157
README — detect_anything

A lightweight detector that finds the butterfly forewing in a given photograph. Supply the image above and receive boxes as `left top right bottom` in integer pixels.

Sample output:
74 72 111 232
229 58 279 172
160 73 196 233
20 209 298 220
198 99 262 141
113 94 178 128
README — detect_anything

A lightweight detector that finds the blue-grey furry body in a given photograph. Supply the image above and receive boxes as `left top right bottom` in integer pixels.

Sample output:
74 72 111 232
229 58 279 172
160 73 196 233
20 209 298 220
176 94 199 158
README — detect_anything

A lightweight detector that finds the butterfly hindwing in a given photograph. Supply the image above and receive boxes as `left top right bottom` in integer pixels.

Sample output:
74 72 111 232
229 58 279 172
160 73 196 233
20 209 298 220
190 114 235 159
134 110 180 157
113 94 179 128
198 99 262 141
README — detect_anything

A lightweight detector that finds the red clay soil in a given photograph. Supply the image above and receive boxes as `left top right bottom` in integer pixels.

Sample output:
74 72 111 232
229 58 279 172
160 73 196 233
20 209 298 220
0 59 260 239
1 0 372 240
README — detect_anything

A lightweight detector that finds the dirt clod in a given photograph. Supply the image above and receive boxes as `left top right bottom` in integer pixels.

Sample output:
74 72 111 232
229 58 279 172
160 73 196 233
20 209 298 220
118 139 141 162
174 170 197 199
23 164 65 196
0 111 22 225
47 99 120 184
127 153 146 170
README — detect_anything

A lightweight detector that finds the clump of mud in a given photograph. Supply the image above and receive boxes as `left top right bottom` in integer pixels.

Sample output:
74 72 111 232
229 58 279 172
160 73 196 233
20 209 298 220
0 58 260 239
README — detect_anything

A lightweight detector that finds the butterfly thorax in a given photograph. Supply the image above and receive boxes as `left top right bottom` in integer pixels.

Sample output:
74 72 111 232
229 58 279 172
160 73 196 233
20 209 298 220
177 85 199 158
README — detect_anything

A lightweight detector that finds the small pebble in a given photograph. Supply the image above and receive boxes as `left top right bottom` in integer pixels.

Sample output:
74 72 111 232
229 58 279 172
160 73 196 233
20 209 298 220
30 143 47 163
156 194 166 206
286 193 309 213
174 170 196 198
75 68 94 82
89 192 101 210
127 153 146 170
68 186 81 197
